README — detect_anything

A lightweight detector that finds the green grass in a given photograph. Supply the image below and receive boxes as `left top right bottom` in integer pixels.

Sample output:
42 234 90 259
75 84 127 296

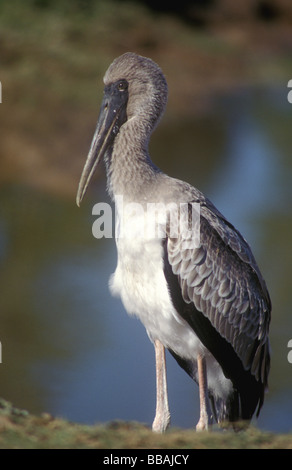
0 399 291 449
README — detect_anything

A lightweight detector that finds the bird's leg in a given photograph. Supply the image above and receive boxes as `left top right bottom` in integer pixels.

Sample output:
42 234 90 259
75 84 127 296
196 354 212 431
152 339 170 433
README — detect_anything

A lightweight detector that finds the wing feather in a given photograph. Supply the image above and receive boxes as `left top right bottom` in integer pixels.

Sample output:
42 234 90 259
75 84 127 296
164 199 271 415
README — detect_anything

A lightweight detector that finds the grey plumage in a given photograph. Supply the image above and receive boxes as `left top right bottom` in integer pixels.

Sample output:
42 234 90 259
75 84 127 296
164 197 270 420
77 52 271 430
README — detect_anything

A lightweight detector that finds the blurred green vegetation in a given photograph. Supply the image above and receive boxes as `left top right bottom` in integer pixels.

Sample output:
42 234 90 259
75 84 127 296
1 0 291 197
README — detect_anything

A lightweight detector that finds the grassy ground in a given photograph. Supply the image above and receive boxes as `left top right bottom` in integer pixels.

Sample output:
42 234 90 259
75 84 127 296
0 398 291 449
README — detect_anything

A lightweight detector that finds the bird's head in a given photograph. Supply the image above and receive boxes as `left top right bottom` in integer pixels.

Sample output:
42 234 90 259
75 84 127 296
76 52 168 206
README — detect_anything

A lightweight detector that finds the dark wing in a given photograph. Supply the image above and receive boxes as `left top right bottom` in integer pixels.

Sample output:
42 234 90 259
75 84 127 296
163 198 271 421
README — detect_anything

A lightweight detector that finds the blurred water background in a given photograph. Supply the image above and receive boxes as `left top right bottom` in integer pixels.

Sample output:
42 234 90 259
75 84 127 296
0 0 292 433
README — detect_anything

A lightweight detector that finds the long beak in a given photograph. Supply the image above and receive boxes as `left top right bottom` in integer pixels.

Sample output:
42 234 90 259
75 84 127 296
76 86 128 206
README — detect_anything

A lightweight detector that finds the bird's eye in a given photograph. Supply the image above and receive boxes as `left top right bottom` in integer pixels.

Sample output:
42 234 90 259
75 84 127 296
118 80 127 91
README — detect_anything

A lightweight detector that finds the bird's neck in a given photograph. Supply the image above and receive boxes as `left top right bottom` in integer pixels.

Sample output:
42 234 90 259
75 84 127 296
105 117 161 202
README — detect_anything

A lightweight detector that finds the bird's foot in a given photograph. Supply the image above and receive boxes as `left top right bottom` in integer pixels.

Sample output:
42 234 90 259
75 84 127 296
152 410 170 433
196 413 212 432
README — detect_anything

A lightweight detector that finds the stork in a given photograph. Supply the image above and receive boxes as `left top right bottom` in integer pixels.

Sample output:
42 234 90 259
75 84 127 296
76 52 271 431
